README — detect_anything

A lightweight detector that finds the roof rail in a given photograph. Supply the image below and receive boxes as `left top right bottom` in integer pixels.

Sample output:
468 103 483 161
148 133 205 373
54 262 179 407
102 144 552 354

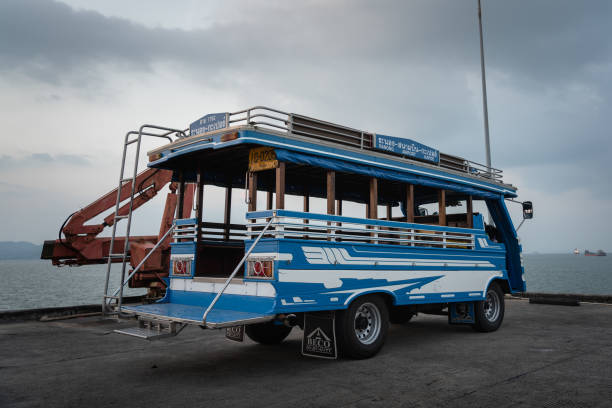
220 106 503 183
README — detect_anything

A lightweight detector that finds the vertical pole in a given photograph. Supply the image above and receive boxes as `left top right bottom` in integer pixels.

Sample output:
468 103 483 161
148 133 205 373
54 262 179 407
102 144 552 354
336 199 342 216
478 0 491 176
386 203 392 221
267 190 273 210
438 189 447 226
248 172 257 212
478 0 493 225
406 184 414 223
275 162 285 209
466 195 473 228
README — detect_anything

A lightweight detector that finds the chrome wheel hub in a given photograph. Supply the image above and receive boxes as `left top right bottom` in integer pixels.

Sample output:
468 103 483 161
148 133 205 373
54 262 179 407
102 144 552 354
354 302 381 345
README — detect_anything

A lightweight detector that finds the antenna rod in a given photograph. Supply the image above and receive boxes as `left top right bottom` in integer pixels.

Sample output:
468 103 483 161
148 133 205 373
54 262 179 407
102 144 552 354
477 0 491 176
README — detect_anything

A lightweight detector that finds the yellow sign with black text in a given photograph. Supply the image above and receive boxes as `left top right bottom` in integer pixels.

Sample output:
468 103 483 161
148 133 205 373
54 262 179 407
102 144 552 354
249 147 278 172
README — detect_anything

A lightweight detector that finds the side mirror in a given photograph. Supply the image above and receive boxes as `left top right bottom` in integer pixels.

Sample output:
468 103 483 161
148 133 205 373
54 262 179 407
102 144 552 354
522 201 533 219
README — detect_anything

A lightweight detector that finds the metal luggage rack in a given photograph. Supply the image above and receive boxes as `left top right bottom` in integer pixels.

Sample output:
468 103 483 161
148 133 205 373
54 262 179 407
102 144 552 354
222 106 503 182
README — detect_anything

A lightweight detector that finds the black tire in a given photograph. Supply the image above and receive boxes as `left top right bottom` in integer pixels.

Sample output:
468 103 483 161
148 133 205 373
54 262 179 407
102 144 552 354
336 295 389 359
245 321 292 344
472 282 505 332
389 306 414 324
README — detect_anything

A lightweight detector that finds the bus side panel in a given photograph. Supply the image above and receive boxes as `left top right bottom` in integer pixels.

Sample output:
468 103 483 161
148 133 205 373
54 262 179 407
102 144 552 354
269 239 509 314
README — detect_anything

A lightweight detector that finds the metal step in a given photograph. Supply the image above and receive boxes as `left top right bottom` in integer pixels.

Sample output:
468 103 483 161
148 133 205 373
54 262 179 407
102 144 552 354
114 215 129 220
114 317 185 340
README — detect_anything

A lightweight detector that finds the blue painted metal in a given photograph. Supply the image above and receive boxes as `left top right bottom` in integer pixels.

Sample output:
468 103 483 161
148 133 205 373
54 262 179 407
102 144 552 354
189 113 228 135
486 198 526 292
373 134 439 163
175 218 197 226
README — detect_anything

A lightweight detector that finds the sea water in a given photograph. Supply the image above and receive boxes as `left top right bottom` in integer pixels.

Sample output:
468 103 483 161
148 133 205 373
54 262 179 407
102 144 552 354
1 254 611 311
0 260 145 311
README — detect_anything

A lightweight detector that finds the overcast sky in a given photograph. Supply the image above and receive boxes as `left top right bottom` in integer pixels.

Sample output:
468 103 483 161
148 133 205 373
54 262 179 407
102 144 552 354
1 0 611 253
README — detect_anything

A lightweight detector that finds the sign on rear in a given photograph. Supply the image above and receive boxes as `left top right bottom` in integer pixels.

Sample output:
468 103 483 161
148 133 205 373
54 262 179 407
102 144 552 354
190 113 228 136
373 134 439 163
249 147 278 172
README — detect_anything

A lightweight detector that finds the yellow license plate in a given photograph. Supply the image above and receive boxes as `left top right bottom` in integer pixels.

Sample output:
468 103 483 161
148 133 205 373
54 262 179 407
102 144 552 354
249 147 278 172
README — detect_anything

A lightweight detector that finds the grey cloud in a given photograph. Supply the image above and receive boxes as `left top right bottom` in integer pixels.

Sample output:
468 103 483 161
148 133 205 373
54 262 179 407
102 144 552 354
2 0 610 86
0 153 91 168
1 0 611 197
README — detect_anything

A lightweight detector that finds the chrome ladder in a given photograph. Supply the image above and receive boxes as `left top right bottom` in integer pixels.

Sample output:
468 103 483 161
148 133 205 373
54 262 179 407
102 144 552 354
102 125 186 316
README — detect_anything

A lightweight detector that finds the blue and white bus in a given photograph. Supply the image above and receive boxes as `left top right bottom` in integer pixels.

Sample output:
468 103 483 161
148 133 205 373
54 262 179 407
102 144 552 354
113 106 531 359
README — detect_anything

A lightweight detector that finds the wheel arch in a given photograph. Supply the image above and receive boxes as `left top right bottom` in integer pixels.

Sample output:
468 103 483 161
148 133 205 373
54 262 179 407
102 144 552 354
489 277 511 294
344 290 396 309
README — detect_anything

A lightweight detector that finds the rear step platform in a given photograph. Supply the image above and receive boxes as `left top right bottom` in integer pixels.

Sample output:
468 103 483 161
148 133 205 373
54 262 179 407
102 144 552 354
114 317 186 340
119 300 275 329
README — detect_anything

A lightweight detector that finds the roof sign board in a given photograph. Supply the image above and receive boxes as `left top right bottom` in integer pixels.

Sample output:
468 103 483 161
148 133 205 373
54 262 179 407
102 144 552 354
190 112 228 136
373 134 439 163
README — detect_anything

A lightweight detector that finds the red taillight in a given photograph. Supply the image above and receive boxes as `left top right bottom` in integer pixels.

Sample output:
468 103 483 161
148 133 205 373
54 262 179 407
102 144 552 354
172 258 192 276
247 259 274 279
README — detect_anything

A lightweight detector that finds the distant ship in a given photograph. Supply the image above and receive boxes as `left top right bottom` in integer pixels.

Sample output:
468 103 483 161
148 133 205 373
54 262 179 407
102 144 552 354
585 250 606 256
573 248 580 255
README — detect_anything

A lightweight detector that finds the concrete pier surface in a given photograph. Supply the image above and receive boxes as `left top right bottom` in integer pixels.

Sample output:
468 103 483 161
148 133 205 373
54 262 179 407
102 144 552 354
1 298 611 408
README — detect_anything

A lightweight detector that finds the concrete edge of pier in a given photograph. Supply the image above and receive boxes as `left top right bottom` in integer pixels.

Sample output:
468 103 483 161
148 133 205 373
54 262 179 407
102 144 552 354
2 292 611 324
0 295 145 323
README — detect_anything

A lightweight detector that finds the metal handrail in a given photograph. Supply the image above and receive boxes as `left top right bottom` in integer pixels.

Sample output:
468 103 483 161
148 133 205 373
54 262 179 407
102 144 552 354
201 217 275 325
111 225 176 301
246 211 475 249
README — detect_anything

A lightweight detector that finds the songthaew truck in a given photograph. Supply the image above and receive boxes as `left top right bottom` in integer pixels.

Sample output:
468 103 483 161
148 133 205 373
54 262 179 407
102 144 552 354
43 106 532 359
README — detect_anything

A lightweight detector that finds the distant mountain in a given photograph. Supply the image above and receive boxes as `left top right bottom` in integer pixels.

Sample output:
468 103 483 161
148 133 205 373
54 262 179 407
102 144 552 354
0 241 43 260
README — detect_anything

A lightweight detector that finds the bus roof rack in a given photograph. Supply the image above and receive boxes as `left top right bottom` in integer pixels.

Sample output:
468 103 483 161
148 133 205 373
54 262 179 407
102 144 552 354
221 106 504 183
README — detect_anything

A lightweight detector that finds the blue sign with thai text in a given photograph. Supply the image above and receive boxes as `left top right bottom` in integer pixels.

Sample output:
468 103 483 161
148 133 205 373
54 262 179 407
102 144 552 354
189 112 228 136
373 134 439 163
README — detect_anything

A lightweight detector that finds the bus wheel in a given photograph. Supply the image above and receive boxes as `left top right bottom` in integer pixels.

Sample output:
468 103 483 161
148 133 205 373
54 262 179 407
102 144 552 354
245 321 292 344
472 282 505 332
336 295 389 359
389 306 414 324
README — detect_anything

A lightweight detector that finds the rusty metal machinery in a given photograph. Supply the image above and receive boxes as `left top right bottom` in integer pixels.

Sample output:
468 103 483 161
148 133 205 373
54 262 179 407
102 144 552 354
41 168 194 294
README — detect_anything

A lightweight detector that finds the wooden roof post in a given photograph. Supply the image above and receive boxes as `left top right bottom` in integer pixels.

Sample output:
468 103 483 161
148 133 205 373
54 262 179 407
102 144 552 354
438 189 447 226
467 195 473 228
223 182 232 240
406 184 414 223
369 177 378 243
327 170 335 215
275 162 285 209
195 168 204 248
369 177 378 219
248 172 257 212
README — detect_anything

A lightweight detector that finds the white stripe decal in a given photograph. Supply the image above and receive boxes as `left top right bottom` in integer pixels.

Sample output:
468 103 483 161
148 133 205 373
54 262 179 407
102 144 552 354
302 246 495 267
